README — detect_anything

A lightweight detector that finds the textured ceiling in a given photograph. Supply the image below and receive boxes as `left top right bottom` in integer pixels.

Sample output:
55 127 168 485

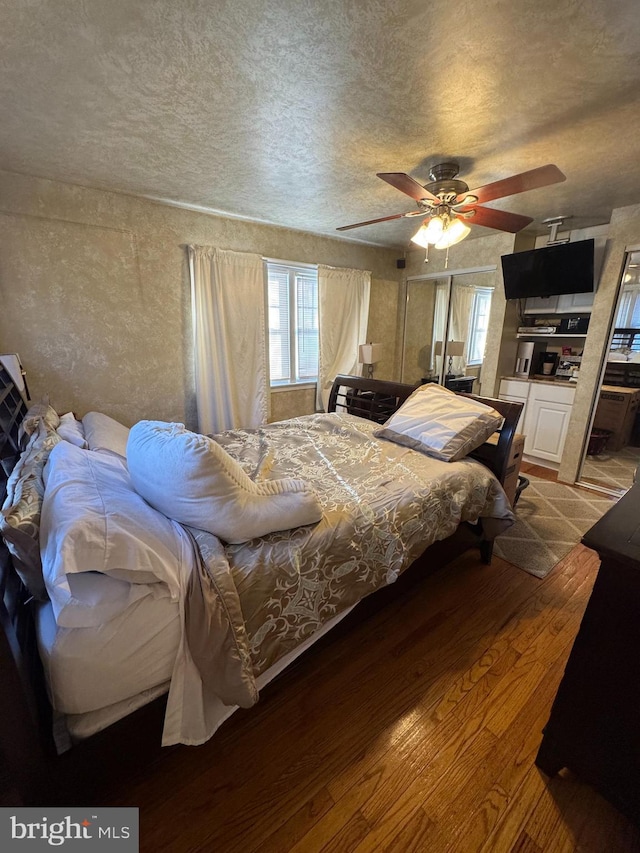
2 0 640 248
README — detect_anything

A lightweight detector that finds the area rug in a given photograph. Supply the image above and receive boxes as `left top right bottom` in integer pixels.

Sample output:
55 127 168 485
493 475 616 578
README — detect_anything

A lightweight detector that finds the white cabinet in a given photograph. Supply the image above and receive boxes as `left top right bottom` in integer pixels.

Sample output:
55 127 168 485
523 296 559 314
556 292 594 313
522 383 576 464
498 379 529 430
523 292 593 314
499 379 530 398
498 379 576 465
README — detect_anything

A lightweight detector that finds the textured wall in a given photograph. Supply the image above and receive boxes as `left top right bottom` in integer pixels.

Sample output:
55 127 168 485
366 275 402 381
559 211 639 483
0 170 400 427
402 280 437 384
269 387 316 423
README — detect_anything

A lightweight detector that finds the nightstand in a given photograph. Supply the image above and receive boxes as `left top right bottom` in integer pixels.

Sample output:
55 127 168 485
420 376 476 393
484 432 525 506
444 375 476 393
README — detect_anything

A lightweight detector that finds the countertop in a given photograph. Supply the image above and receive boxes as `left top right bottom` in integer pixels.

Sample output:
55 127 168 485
501 375 579 386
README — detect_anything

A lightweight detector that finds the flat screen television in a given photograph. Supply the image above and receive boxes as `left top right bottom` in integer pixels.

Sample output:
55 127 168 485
501 239 595 300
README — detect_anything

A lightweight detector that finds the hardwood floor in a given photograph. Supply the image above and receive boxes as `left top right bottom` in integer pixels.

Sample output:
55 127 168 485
101 541 640 852
520 460 560 482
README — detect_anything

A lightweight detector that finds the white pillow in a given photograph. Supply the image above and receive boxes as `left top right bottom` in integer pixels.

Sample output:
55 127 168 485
56 412 88 448
82 411 130 459
373 383 503 462
127 421 323 544
40 442 188 628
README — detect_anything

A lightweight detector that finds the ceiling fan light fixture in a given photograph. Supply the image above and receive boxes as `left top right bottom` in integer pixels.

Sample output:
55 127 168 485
410 217 442 248
411 214 451 248
434 217 471 249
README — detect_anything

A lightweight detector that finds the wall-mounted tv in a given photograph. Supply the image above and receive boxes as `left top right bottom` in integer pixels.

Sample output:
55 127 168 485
501 238 595 300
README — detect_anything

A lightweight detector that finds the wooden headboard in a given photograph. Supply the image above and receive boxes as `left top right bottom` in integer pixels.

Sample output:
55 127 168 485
0 365 28 497
327 374 523 487
0 365 59 801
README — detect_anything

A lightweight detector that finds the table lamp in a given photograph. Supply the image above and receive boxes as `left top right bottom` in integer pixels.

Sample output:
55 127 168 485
358 343 383 379
434 340 465 377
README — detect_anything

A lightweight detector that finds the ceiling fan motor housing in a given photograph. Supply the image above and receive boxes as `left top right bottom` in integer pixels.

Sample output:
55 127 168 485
425 162 469 204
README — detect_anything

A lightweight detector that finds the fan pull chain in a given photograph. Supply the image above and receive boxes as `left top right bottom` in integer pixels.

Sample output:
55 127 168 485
444 246 450 269
424 244 429 264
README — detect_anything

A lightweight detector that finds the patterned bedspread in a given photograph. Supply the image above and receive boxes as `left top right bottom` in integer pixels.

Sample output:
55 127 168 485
163 412 514 745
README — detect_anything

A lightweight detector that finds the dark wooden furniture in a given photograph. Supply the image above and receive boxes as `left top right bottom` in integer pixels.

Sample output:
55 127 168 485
444 375 476 393
420 375 476 393
0 369 521 805
593 385 640 451
535 482 640 824
485 433 525 507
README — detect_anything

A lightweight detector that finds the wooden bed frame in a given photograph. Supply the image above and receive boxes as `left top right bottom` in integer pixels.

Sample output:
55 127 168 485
0 368 522 805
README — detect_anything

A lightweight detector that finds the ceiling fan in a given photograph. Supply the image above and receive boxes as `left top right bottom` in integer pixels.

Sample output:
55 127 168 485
337 162 566 256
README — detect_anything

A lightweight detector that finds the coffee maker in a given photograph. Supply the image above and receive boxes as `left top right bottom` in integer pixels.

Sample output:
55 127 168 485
538 351 558 377
514 341 547 379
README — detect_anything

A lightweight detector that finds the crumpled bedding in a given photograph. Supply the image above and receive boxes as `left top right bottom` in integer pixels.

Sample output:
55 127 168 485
162 412 514 745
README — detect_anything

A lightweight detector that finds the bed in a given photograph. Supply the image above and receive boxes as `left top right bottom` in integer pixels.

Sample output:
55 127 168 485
0 368 522 804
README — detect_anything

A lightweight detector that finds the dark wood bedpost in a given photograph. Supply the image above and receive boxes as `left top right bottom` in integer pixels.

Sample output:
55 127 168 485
0 546 55 803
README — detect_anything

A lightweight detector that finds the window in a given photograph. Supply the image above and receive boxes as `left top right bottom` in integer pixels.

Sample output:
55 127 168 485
466 287 493 366
616 284 640 330
266 262 318 386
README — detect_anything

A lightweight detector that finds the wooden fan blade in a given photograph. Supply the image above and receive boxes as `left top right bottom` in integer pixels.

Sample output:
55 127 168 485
457 205 533 233
336 210 424 231
377 173 439 202
458 164 565 205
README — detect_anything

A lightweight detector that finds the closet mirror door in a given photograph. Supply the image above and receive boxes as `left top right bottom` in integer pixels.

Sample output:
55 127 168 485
401 278 449 384
580 249 640 493
401 270 495 388
445 272 494 389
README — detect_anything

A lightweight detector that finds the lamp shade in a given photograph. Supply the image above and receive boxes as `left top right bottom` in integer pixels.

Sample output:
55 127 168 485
435 219 471 249
358 343 383 364
435 340 464 358
410 223 430 249
412 214 471 251
411 217 446 248
447 340 465 357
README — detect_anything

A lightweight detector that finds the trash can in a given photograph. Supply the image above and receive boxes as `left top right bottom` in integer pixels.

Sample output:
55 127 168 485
587 428 612 456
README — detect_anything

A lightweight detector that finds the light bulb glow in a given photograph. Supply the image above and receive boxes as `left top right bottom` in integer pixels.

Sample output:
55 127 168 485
410 222 431 248
411 212 471 251
425 216 444 243
411 215 445 248
435 218 471 249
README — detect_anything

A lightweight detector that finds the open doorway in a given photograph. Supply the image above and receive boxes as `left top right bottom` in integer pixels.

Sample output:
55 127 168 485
579 249 640 493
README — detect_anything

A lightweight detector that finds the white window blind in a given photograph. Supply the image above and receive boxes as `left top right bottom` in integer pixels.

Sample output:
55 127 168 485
266 262 318 386
616 285 640 330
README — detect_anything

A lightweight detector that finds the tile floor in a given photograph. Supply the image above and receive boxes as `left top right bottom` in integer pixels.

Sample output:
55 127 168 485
581 443 640 492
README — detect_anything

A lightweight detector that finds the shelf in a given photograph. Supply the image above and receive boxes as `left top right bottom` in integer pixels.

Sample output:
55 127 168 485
516 333 587 339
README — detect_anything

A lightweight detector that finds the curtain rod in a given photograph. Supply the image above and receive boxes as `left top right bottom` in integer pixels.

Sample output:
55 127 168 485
263 257 317 269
